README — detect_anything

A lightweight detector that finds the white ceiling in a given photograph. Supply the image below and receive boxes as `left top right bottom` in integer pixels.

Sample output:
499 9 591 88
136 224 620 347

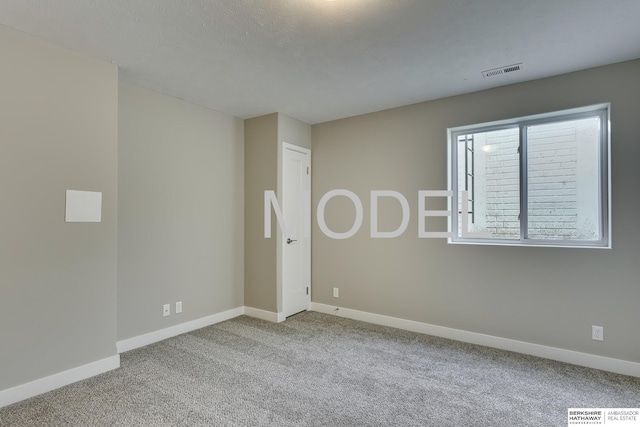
1 0 640 124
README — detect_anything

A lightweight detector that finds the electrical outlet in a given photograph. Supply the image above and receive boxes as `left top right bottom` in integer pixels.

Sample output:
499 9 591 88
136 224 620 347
592 325 603 341
333 287 339 298
163 304 170 317
176 301 182 314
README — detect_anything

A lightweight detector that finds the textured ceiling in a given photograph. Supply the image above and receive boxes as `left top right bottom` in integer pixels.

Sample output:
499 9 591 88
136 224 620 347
1 0 640 124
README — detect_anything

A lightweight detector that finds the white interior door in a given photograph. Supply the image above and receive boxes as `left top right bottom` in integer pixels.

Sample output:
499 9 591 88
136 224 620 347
282 142 311 318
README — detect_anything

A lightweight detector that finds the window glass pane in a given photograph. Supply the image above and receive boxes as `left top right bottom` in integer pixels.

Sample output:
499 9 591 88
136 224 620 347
456 128 520 239
526 117 601 241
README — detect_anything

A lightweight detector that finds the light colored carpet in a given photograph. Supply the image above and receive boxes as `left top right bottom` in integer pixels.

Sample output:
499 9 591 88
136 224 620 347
1 312 638 426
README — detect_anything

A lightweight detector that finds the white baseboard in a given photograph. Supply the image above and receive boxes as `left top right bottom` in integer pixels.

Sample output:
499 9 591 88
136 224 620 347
118 305 290 353
2 306 246 408
8 303 634 410
117 306 244 353
0 355 120 409
244 306 285 323
310 302 640 378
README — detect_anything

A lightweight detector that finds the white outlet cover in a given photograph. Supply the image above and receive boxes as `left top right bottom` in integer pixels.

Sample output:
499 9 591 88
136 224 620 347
592 325 604 341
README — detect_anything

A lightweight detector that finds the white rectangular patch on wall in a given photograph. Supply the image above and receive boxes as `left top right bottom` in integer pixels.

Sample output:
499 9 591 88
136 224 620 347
65 190 102 223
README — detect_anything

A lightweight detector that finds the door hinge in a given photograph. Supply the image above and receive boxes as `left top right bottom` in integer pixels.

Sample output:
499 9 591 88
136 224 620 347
306 287 309 295
517 145 521 154
307 167 309 175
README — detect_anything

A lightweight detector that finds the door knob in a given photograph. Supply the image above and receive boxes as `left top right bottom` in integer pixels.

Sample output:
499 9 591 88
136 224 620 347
286 238 297 244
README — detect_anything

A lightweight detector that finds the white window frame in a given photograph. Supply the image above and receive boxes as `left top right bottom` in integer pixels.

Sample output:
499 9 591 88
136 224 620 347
448 104 611 249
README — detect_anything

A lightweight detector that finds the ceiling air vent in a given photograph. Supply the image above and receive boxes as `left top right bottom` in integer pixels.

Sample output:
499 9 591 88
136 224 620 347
481 63 523 78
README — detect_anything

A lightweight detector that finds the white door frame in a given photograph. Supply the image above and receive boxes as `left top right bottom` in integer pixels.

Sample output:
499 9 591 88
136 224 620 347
277 141 311 320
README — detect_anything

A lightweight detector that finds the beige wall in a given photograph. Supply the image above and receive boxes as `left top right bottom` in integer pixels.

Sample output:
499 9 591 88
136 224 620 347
0 25 118 390
312 59 640 363
117 84 244 340
278 114 312 151
244 114 279 312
